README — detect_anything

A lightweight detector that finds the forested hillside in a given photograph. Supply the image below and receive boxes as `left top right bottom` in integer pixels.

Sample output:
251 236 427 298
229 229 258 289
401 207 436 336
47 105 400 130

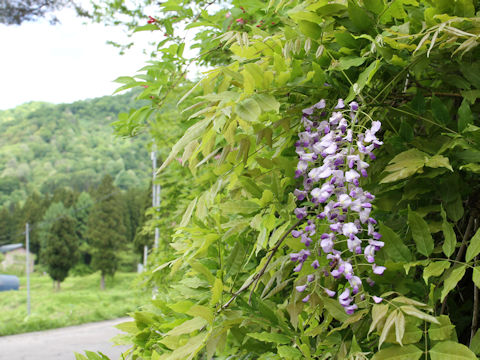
0 87 196 285
0 92 150 206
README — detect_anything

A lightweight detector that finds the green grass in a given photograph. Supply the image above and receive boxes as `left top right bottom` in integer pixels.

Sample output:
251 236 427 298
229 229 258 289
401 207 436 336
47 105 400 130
0 272 149 336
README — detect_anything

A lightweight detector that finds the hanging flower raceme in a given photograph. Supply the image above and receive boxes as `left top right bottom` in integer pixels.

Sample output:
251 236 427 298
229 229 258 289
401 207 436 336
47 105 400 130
289 98 384 313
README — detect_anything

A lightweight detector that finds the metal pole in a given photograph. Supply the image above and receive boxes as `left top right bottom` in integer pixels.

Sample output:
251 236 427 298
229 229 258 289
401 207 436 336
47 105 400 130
25 223 31 316
143 245 148 271
151 144 160 249
154 183 160 249
151 144 160 299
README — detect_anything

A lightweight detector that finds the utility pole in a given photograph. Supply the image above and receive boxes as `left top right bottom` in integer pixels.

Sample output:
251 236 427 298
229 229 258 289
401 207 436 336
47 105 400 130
151 144 161 298
143 244 148 270
25 223 31 316
151 144 160 249
143 143 161 272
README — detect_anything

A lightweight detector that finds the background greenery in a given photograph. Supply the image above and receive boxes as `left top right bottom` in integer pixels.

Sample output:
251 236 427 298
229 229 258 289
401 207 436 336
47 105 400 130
0 91 149 207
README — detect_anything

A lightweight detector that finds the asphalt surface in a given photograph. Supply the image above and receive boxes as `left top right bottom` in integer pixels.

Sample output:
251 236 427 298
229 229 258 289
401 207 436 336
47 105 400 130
0 318 131 360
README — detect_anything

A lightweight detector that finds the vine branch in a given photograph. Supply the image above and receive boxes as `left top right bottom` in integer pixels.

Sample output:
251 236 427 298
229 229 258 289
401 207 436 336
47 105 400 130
219 219 303 312
471 254 479 345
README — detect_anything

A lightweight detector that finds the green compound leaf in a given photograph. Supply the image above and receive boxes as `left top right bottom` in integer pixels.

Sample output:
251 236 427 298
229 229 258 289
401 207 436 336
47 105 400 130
323 297 349 322
430 341 477 360
165 317 208 336
253 94 280 113
372 345 422 360
219 200 261 215
473 267 480 289
247 332 291 344
460 163 480 173
165 333 206 360
395 311 405 345
379 309 397 349
429 315 456 341
333 56 367 71
442 219 457 258
346 60 381 102
465 228 480 262
385 321 423 345
277 346 303 359
458 98 474 131
408 207 434 257
400 305 439 324
210 277 223 305
431 95 451 125
159 118 211 172
380 149 426 183
369 304 389 334
470 330 480 355
423 261 451 284
425 155 453 171
379 222 412 262
235 98 261 123
441 265 467 302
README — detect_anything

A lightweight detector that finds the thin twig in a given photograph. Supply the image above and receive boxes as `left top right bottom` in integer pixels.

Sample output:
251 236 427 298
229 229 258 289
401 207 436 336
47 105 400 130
441 215 475 314
455 216 475 263
471 254 479 345
219 219 303 311
248 219 303 304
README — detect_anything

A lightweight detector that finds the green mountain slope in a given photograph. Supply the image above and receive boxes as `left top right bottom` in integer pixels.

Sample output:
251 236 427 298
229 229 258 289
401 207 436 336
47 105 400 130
0 92 150 206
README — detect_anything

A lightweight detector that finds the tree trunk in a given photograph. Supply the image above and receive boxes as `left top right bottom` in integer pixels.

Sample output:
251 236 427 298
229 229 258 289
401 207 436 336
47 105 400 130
100 273 105 290
55 280 60 291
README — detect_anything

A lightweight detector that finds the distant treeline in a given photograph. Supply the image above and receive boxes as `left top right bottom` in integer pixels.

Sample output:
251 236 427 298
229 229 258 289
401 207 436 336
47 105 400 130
0 175 153 278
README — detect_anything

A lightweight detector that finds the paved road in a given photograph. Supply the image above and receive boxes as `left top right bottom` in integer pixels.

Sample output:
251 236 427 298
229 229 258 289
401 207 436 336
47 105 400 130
0 318 131 360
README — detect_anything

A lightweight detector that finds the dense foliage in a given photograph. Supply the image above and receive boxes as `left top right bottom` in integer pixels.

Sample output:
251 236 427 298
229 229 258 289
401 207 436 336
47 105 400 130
82 0 480 359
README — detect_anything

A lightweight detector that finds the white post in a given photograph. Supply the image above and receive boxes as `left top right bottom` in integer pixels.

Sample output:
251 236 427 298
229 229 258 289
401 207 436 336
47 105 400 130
25 223 31 316
151 144 160 249
143 245 148 270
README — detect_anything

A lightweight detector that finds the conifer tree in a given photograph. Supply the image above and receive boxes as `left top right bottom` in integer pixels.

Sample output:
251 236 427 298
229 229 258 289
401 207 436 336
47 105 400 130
42 215 78 291
73 191 94 265
38 201 70 264
87 175 126 289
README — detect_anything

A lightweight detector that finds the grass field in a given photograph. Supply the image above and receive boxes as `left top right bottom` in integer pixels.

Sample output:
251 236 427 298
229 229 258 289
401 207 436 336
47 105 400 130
0 272 149 336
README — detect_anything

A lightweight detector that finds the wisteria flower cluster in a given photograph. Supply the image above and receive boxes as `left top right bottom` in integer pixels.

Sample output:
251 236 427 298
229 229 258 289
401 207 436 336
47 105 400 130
289 98 384 314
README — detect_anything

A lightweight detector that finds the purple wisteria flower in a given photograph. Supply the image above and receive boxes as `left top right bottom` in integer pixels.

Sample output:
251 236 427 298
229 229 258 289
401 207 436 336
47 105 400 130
289 99 384 314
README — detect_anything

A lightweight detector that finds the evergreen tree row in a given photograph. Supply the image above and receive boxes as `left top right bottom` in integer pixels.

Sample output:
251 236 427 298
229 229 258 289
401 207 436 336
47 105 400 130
0 175 151 289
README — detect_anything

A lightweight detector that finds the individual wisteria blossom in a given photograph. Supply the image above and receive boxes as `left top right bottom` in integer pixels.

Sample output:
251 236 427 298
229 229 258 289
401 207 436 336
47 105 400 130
289 99 384 313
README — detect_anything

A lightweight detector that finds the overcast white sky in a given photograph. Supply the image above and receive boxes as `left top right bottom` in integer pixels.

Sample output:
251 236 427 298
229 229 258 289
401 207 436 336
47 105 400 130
0 7 156 110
